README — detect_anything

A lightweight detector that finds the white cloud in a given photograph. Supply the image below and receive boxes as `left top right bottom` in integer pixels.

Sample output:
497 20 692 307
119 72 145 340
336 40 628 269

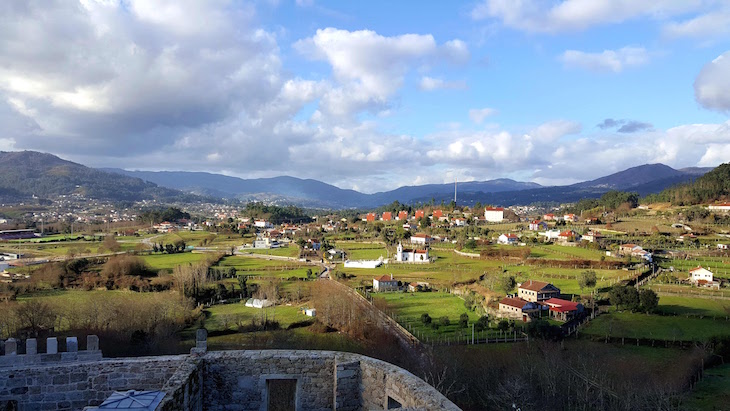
529 120 582 141
664 8 730 40
419 76 467 91
294 28 468 122
468 108 497 124
695 51 730 113
471 0 705 33
560 47 649 73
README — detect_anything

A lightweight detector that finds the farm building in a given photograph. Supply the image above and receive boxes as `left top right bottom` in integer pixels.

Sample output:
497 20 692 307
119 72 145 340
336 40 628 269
544 298 584 322
497 233 519 245
518 281 561 302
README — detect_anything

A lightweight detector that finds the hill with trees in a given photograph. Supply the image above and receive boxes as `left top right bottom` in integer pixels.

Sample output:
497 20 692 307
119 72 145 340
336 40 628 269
644 163 730 205
0 151 210 203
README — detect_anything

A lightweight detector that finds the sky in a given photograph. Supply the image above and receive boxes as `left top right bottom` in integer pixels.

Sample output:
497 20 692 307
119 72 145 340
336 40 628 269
1 0 729 193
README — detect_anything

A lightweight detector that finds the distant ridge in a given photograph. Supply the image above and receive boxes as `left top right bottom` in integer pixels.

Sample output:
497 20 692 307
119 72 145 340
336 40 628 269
102 168 543 208
0 151 207 203
103 163 711 208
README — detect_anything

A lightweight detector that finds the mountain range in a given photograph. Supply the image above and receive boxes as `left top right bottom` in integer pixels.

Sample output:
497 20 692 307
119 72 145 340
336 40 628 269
104 163 711 208
0 151 712 208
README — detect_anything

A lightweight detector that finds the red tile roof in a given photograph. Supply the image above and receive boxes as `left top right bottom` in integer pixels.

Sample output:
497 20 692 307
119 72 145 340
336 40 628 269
375 275 395 282
519 280 551 292
545 298 581 312
485 207 504 211
499 297 528 309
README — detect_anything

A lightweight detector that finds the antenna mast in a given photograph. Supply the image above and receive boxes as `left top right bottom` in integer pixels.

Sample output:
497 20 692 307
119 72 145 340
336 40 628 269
454 177 457 205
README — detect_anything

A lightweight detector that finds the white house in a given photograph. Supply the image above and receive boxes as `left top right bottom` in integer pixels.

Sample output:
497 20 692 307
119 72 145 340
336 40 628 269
484 207 504 223
563 214 578 222
253 237 280 249
410 233 433 245
254 220 274 229
718 244 728 250
497 233 519 245
395 242 430 263
373 274 399 292
540 229 561 241
689 266 714 285
708 203 730 212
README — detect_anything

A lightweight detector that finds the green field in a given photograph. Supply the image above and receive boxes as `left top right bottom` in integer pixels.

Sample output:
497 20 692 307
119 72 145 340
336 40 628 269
338 241 389 260
373 292 483 339
656 295 730 317
581 311 730 341
141 252 208 271
203 302 310 331
685 364 730 410
217 255 303 271
247 247 299 258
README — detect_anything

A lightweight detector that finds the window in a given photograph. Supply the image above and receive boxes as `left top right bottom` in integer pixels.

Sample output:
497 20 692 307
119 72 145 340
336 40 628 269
267 379 297 411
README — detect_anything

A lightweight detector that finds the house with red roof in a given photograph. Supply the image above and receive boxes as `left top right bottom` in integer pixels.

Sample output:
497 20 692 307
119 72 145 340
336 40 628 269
544 298 584 322
529 220 548 231
382 212 393 221
708 203 730 212
415 209 425 219
395 242 430 263
397 211 408 221
365 213 376 222
497 233 519 245
498 297 545 322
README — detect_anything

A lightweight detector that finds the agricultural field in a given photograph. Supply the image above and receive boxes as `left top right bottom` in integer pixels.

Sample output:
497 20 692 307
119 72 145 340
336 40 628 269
141 252 209 271
202 302 309 331
338 241 388 260
581 311 730 341
247 246 299 258
372 292 482 340
655 295 730 317
216 255 304 271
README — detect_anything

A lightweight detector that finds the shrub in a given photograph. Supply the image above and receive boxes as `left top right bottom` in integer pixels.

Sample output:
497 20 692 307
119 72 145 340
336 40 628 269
421 313 432 324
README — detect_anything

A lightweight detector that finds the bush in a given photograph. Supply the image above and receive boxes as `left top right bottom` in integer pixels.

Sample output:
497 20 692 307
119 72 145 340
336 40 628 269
475 315 490 331
421 313 432 324
459 313 469 328
439 316 450 326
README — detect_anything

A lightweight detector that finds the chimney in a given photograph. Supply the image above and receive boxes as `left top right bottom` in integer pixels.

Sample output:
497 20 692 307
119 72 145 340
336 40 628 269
390 274 393 280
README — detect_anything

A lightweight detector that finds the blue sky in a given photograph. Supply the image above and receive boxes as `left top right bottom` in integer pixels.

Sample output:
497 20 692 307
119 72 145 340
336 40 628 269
1 0 729 192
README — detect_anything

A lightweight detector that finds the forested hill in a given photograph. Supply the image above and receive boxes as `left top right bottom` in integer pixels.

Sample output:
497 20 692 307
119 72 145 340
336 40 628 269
0 151 207 203
644 163 730 205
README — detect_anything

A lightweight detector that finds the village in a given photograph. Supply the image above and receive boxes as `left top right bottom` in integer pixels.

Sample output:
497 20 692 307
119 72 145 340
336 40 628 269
2 198 730 409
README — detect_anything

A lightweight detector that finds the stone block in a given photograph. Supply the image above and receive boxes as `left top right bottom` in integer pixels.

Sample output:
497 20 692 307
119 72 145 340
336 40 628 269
87 335 99 351
5 338 17 355
47 337 58 354
66 337 78 352
26 338 37 355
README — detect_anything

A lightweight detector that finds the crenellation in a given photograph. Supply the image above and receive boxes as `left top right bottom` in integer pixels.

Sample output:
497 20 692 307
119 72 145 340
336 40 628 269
1 331 459 411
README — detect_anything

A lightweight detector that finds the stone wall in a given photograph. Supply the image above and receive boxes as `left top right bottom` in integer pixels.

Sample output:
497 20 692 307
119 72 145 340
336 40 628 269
0 354 188 410
203 350 337 411
1 333 460 411
202 350 460 411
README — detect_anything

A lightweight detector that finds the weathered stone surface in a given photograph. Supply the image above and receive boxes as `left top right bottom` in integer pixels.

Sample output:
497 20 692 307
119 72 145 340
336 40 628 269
1 348 459 411
4 339 17 356
65 337 78 352
87 335 99 351
26 339 37 355
46 338 58 355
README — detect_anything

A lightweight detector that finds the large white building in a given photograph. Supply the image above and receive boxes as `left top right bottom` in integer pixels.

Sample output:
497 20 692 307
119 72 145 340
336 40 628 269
484 207 504 223
395 242 430 263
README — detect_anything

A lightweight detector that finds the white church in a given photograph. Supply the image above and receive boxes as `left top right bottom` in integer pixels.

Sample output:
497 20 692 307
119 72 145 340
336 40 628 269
394 242 430 263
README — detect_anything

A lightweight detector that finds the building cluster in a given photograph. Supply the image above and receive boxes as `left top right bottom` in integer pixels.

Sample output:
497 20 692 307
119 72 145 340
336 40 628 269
498 280 584 323
362 206 512 227
372 273 430 293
